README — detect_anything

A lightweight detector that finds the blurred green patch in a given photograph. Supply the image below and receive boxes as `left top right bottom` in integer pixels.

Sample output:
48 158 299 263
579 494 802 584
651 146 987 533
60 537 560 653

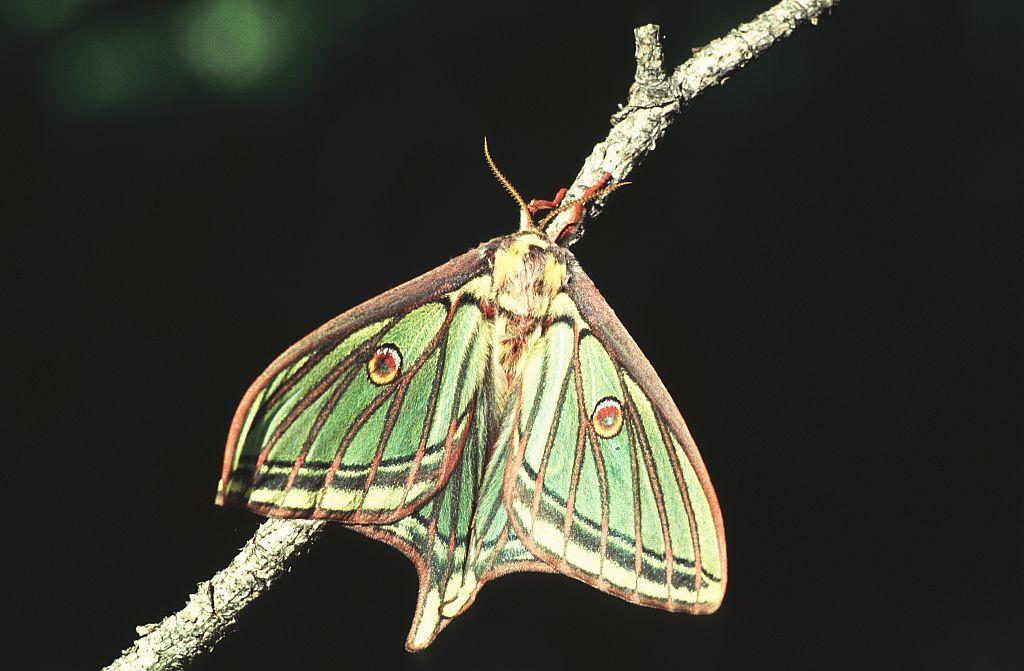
177 0 309 90
47 19 184 115
42 0 373 115
0 0 100 34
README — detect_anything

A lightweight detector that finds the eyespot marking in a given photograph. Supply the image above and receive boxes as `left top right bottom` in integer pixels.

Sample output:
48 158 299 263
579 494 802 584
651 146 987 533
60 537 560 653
591 396 623 439
367 344 402 385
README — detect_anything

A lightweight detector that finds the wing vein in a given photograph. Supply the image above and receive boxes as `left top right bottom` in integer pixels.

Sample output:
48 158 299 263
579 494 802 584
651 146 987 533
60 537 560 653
578 355 610 582
655 410 703 600
356 375 414 511
280 362 363 500
561 340 588 561
401 334 449 506
627 391 675 600
250 336 380 485
529 359 573 528
626 399 644 594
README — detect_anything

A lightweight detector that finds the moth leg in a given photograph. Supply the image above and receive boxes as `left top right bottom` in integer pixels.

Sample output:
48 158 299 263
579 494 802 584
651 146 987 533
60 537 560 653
527 187 568 215
529 172 614 222
570 171 613 222
552 172 613 242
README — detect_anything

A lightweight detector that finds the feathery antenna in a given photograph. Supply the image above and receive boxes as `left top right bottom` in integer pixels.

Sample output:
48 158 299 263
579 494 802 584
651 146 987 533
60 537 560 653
483 138 534 229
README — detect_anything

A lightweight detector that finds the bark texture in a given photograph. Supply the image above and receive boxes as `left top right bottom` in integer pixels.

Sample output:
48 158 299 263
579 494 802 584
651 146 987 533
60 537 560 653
104 2 837 668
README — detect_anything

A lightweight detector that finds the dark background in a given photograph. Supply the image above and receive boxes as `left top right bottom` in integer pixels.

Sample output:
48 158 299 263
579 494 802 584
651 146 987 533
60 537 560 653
6 1 1021 669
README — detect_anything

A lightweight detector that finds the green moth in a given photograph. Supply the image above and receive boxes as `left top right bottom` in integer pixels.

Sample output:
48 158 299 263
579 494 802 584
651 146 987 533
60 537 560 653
216 141 727 651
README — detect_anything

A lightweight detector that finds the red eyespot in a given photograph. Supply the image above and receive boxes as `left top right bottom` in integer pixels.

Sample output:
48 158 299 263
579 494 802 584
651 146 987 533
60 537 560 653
591 397 623 439
367 345 402 385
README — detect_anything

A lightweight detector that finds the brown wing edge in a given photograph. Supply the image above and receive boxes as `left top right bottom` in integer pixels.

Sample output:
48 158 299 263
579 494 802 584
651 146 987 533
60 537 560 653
215 240 496 511
503 258 728 613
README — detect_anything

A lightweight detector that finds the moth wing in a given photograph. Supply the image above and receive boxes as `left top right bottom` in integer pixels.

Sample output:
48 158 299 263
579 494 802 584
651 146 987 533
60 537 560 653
216 242 496 523
502 262 727 611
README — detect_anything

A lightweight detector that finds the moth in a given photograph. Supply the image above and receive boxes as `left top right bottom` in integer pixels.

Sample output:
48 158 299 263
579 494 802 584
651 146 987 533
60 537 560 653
216 141 727 651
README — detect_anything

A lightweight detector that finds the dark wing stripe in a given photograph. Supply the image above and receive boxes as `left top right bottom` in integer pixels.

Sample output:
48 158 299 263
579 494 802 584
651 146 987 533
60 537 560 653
242 450 443 472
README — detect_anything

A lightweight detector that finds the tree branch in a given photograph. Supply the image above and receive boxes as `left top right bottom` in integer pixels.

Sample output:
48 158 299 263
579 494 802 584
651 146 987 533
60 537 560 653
552 0 838 244
104 519 324 671
104 2 837 668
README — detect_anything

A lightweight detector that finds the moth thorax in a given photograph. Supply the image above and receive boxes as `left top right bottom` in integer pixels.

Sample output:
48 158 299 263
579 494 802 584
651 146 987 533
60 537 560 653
492 240 566 321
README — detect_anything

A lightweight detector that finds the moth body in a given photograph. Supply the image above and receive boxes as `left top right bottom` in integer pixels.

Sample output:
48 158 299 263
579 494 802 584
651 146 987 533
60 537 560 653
483 232 570 415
